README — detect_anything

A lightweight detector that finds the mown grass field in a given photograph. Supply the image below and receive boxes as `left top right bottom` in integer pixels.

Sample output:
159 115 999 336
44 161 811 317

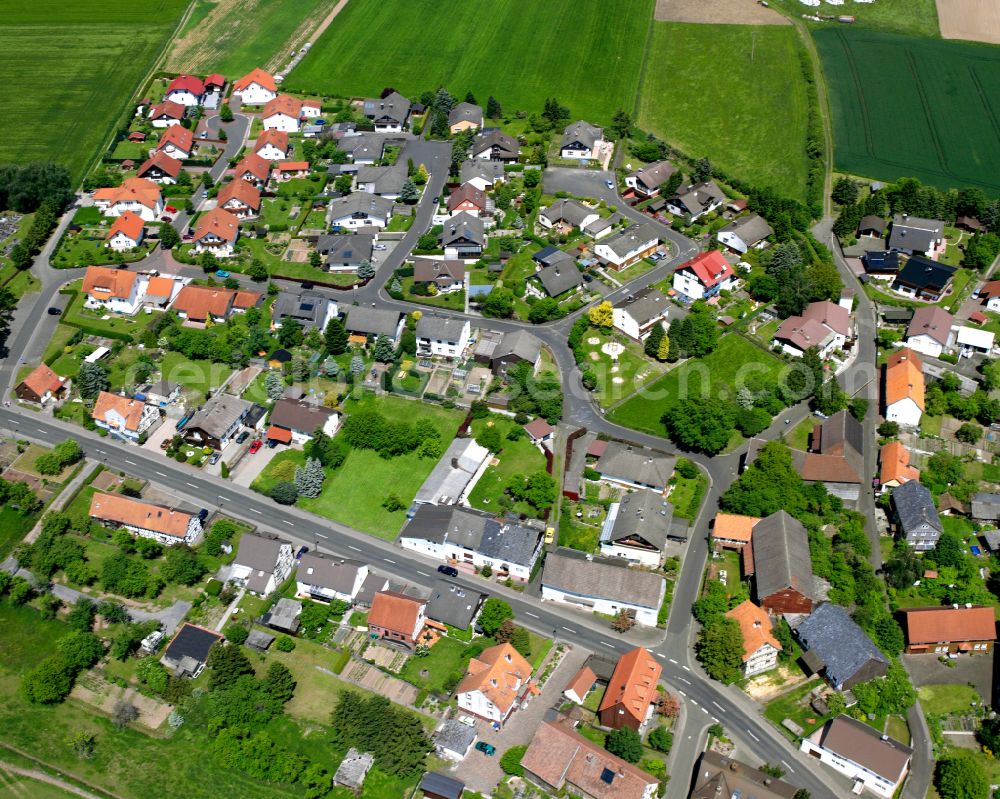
165 0 338 77
0 0 188 182
287 0 653 123
815 28 1000 193
769 0 940 37
638 23 810 201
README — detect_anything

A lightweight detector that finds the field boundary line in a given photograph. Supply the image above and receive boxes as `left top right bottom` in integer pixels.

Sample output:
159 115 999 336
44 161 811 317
967 65 1000 144
0 742 123 799
903 48 953 180
632 0 659 121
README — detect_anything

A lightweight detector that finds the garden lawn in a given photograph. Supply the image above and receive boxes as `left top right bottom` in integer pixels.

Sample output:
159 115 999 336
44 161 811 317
399 277 465 311
466 417 547 518
0 508 39 561
287 0 653 124
0 776 79 799
0 0 189 182
581 331 664 408
399 637 475 694
764 677 829 739
638 23 810 201
668 471 707 521
159 351 234 402
607 334 786 436
917 683 982 716
61 281 154 342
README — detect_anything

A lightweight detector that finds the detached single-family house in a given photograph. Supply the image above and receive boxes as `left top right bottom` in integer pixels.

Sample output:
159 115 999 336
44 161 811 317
521 716 659 799
15 364 67 406
797 602 889 689
879 440 920 491
625 160 677 198
447 182 489 217
538 199 599 232
262 94 302 132
905 306 955 358
106 211 145 251
93 178 163 221
862 250 900 280
272 289 337 332
980 279 1000 313
717 214 773 254
800 716 912 799
317 233 374 273
172 284 259 324
328 193 394 230
560 120 604 160
891 480 941 551
471 129 519 162
726 600 781 677
600 490 673 567
136 151 182 185
89 491 200 545
883 348 924 427
596 441 675 493
296 554 370 604
774 316 835 359
902 605 996 655
530 257 583 299
460 159 504 191
83 266 144 314
233 68 277 105
541 548 666 627
711 512 759 549
448 102 483 133
594 223 660 271
233 153 271 187
363 92 411 132
355 164 407 199
416 316 470 359
412 258 465 294
368 590 426 648
440 212 485 258
456 643 534 726
231 532 294 596
164 75 203 106
191 207 241 257
344 305 404 343
182 394 251 450
892 256 956 301
400 505 542 582
613 287 670 342
90 391 159 442
857 215 887 239
271 161 309 182
672 250 734 300
599 646 661 731
253 128 290 161
666 180 725 223
267 398 339 445
489 330 542 378
425 580 486 631
148 100 185 127
692 752 798 799
888 214 945 257
216 179 261 219
523 418 554 444
749 510 816 615
156 124 193 159
161 624 223 678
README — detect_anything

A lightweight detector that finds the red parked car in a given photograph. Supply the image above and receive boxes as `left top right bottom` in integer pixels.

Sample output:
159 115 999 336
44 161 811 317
248 439 263 454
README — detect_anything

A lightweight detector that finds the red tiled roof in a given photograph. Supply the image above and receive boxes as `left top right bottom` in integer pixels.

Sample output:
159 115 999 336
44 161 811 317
166 74 204 97
275 161 309 171
368 590 424 637
233 67 276 94
217 179 261 211
137 150 182 179
266 425 292 443
106 212 145 243
193 208 240 244
93 178 162 211
564 666 595 699
253 129 289 155
173 284 237 320
19 364 64 397
524 418 554 439
83 266 138 299
145 276 176 301
234 153 270 182
89 491 192 538
456 643 533 714
91 391 147 431
677 250 733 288
903 606 997 645
148 100 185 120
879 441 920 486
970 311 988 325
599 647 661 724
448 182 487 212
157 125 194 154
263 94 303 120
712 513 760 544
885 348 925 411
233 289 262 310
204 73 225 88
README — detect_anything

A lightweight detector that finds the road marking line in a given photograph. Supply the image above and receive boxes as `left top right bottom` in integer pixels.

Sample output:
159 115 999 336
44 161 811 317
281 520 293 526
678 690 686 697
416 571 429 577
678 677 691 685
712 716 719 723
669 658 678 665
525 612 539 618
383 558 396 564
125 459 136 465
682 665 691 671
95 449 106 455
347 545 361 551
155 471 166 477
186 482 197 488
781 760 794 773
712 701 724 712
599 641 615 648
690 699 699 707
748 731 760 742
560 626 576 633
316 533 328 539
250 508 261 514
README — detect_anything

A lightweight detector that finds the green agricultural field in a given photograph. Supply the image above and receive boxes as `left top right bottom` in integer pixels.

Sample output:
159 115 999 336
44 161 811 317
768 0 940 37
287 0 653 123
607 334 786 436
0 775 80 799
815 28 1000 193
165 0 338 77
638 23 810 201
0 0 189 182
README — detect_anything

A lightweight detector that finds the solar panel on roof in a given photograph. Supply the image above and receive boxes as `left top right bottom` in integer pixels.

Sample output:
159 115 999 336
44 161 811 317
600 768 615 785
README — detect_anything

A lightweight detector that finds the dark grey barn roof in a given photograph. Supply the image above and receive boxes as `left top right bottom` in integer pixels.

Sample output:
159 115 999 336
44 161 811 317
796 603 887 689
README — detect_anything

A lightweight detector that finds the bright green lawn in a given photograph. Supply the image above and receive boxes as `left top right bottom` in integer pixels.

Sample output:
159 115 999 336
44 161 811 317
580 331 664 408
159 351 234 402
61 280 157 342
638 23 809 201
0 775 80 799
607 334 786 436
917 683 982 716
466 417 547 518
398 637 482 695
287 0 654 124
0 0 189 181
0 508 38 562
764 677 829 740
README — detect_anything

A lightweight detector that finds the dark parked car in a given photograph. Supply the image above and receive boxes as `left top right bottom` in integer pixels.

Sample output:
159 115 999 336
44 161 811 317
295 546 309 560
300 281 314 290
235 431 250 444
437 564 459 578
475 742 496 756
47 307 62 315
197 508 209 522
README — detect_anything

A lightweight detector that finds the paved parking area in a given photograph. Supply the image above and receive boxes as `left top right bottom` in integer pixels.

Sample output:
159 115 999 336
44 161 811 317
231 441 290 487
902 652 995 705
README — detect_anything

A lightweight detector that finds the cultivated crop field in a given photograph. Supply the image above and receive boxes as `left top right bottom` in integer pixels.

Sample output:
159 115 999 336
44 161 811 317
0 0 188 182
287 0 653 123
815 28 1000 193
165 0 339 76
638 23 810 201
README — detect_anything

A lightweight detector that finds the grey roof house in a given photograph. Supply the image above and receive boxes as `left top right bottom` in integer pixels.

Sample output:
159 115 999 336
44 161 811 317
344 306 403 341
355 164 407 197
716 214 774 254
412 258 465 292
796 602 889 690
601 490 675 564
316 232 373 272
231 532 294 595
434 720 477 761
440 212 485 257
328 193 394 228
363 91 411 130
666 180 725 222
261 596 302 634
489 329 542 377
625 160 677 197
460 159 504 188
972 493 1000 522
560 120 603 158
426 579 486 630
538 199 599 230
888 214 945 255
471 129 519 162
160 623 223 678
448 102 483 130
533 260 583 298
412 438 491 506
749 510 816 614
182 394 251 450
596 441 675 492
296 553 369 603
891 480 942 551
271 289 336 331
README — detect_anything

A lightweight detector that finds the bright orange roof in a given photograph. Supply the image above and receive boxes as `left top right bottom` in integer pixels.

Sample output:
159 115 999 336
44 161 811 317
885 348 925 410
879 441 920 486
173 284 237 320
82 266 138 299
903 606 997 645
368 590 424 637
106 212 145 243
233 67 276 94
263 94 302 120
712 512 760 544
456 643 533 714
266 425 293 443
564 666 596 699
275 161 309 171
20 364 64 397
193 207 240 244
145 275 176 300
218 179 261 210
95 178 161 211
254 129 289 154
233 289 262 310
89 491 192 538
726 600 782 663
599 647 661 724
91 391 147 431
157 124 193 153
234 152 270 181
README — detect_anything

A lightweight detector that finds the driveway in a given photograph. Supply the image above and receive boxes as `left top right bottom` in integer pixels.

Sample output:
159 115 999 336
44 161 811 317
231 440 287 487
455 644 590 794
